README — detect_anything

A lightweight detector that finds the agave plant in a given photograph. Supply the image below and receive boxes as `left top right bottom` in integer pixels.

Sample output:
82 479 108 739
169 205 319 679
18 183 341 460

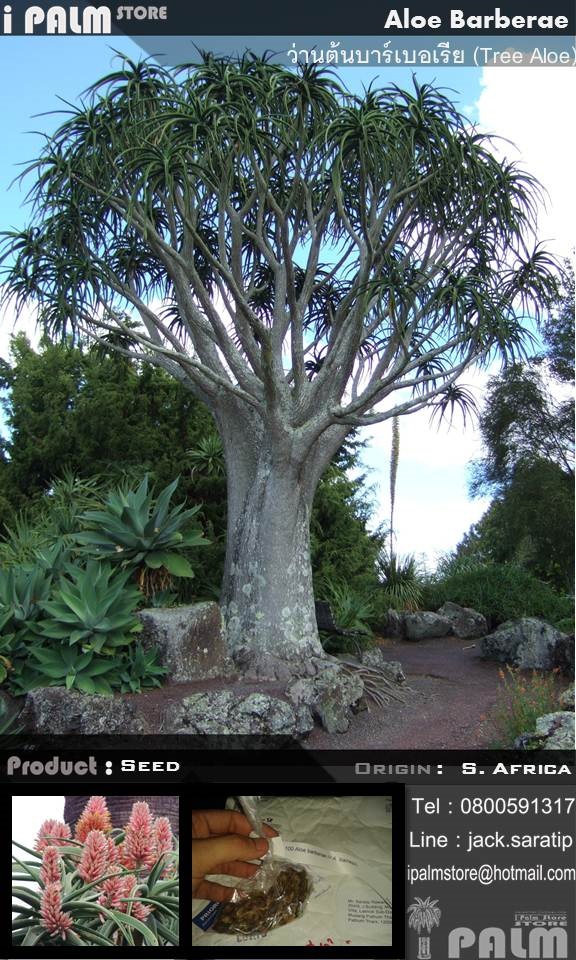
0 564 54 682
35 560 142 654
0 562 53 634
26 645 123 696
75 475 209 599
12 797 179 946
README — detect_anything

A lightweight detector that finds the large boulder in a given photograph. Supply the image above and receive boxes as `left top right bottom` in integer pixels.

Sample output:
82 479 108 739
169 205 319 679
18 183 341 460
384 609 405 638
21 688 152 735
286 664 364 734
436 601 488 639
404 611 453 641
162 690 313 737
514 712 575 750
552 633 575 677
481 618 566 670
558 685 575 712
138 603 236 683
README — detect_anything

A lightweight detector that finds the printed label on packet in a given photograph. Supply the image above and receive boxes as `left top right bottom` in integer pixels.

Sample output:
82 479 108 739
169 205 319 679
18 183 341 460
192 899 222 930
269 837 392 911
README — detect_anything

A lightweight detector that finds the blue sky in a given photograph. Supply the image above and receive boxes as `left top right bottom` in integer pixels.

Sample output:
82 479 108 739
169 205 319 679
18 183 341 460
0 38 571 566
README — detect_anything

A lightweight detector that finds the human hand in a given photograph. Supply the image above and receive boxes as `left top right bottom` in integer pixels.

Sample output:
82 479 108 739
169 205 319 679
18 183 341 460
192 809 278 901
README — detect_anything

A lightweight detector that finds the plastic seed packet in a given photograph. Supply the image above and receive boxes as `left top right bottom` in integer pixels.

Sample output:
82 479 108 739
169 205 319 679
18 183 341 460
210 796 313 936
192 796 392 948
213 861 312 935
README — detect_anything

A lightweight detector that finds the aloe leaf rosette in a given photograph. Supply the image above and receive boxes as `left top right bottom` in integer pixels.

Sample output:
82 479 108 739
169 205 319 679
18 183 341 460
12 797 179 947
35 559 142 654
75 475 209 578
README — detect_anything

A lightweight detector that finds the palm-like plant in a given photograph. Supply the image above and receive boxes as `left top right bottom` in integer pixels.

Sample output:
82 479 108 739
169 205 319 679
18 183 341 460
408 896 441 960
187 435 225 479
377 551 423 612
75 476 209 600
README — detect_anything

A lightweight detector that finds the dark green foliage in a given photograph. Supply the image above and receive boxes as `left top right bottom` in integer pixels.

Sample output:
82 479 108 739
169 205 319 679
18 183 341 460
0 335 226 593
311 439 384 598
422 562 573 629
536 258 574 385
376 551 423 612
470 364 573 494
460 461 573 592
456 260 574 599
0 337 382 602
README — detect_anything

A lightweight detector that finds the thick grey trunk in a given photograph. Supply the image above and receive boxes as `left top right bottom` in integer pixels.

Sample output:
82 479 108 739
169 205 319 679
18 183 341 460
219 430 326 680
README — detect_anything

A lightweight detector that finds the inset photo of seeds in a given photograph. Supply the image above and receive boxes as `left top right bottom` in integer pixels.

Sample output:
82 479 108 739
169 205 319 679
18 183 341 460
11 794 179 948
192 794 397 950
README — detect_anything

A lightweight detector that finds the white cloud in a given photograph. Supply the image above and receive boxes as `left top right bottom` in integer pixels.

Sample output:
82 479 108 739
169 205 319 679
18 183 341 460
0 293 40 360
476 67 575 257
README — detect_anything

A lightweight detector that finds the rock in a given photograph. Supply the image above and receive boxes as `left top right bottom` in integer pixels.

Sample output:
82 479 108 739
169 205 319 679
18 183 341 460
359 649 406 684
286 665 364 734
559 685 575 711
552 633 575 677
138 603 236 683
481 618 566 670
404 611 453 641
513 712 575 750
385 609 405 638
162 690 311 737
436 601 488 639
21 688 151 735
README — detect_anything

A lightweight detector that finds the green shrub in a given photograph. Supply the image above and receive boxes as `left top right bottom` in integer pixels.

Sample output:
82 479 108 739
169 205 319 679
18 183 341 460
422 562 573 628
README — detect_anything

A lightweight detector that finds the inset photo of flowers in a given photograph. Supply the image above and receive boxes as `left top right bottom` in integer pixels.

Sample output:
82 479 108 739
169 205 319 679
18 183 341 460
11 794 179 948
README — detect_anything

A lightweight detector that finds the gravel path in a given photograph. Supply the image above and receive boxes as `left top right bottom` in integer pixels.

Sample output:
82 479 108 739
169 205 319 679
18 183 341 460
124 635 567 748
304 635 505 750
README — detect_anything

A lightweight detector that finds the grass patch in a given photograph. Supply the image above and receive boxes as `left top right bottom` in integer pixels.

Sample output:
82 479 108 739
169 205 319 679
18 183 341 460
488 665 562 748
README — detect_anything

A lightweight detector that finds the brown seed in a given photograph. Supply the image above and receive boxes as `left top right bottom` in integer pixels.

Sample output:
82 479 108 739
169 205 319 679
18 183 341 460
212 865 312 936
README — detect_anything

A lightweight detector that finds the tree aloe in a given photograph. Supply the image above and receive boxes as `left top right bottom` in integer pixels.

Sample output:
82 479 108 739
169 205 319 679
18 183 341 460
0 55 558 678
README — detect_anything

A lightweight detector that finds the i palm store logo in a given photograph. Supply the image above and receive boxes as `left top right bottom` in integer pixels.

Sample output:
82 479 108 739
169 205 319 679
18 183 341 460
408 896 442 960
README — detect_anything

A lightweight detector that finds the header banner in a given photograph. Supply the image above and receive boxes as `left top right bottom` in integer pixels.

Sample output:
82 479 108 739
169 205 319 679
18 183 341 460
1 0 574 36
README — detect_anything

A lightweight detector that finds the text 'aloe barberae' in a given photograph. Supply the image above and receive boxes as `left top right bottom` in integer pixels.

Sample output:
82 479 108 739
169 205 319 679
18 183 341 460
0 54 558 678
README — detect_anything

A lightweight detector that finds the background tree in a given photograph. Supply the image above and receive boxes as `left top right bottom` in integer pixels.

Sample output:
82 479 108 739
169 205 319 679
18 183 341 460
1 55 557 677
0 335 381 602
456 261 574 592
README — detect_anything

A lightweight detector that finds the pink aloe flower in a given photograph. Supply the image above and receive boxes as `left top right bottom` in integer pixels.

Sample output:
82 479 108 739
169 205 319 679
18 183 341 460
154 817 173 857
131 900 152 921
107 836 119 864
35 819 72 852
98 874 153 920
75 796 112 842
121 802 156 871
78 829 110 883
98 873 137 911
40 847 61 886
40 882 73 939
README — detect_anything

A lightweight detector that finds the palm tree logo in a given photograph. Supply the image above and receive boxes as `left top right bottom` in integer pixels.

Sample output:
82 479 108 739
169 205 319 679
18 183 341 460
407 896 442 960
